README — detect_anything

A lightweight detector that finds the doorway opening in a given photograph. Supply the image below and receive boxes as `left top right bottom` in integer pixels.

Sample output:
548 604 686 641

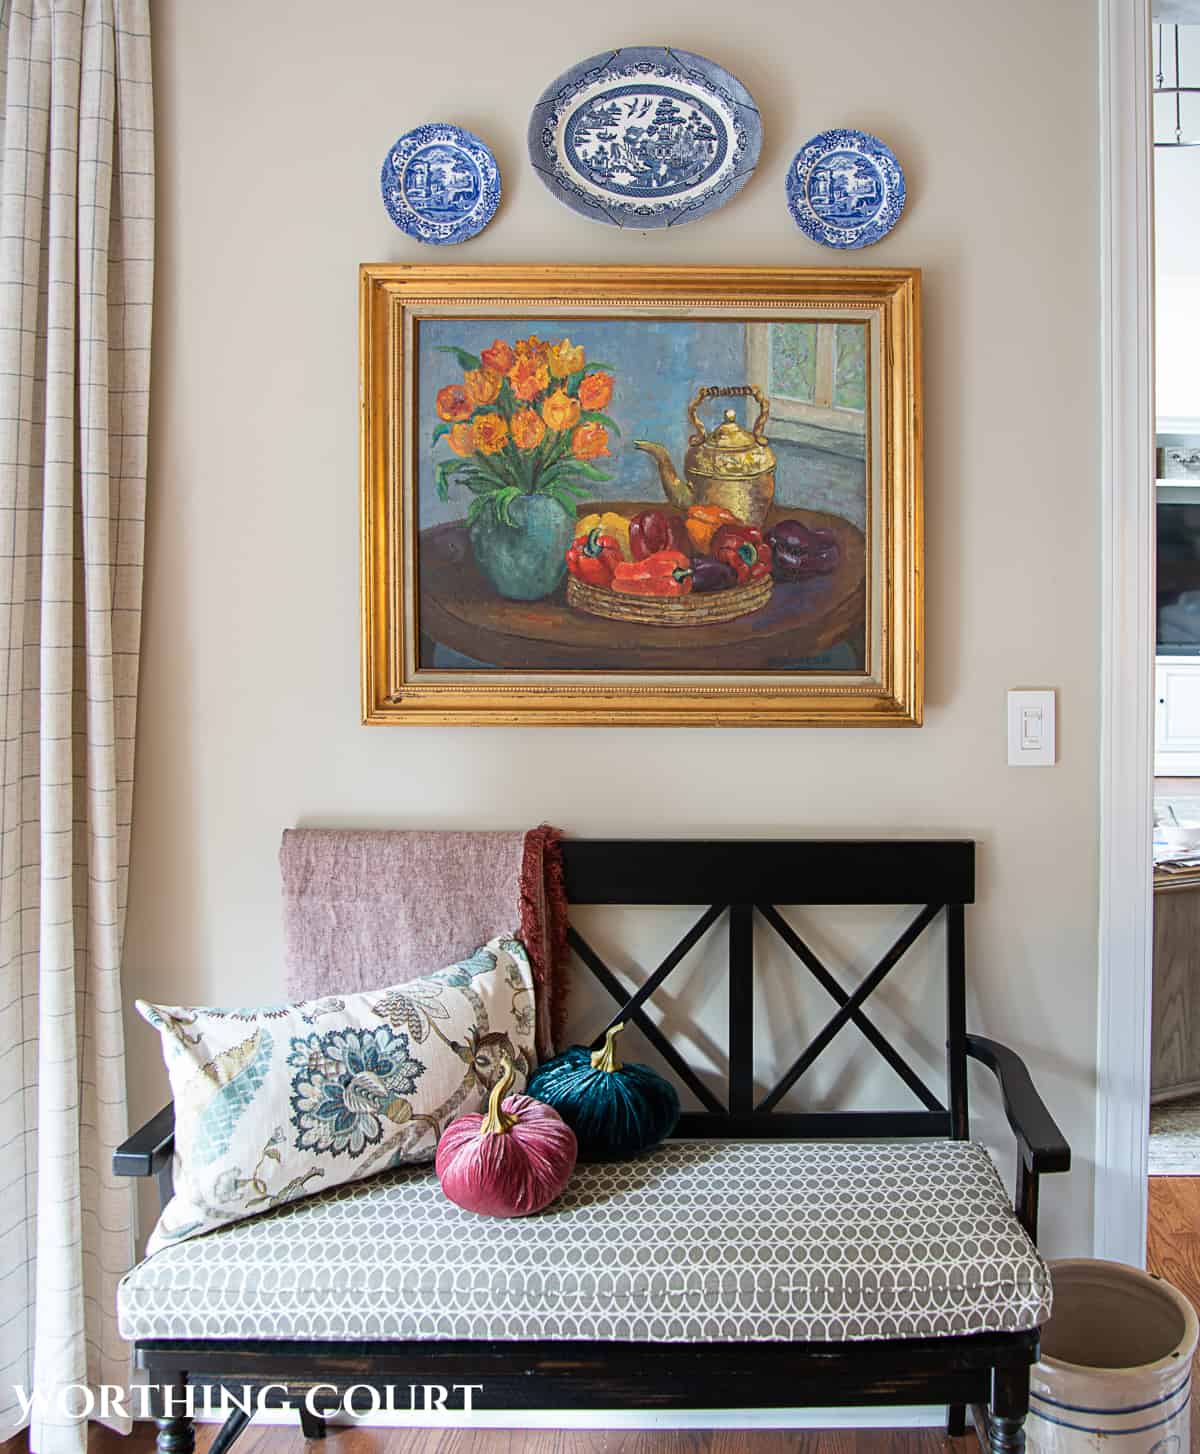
1149 22 1200 1294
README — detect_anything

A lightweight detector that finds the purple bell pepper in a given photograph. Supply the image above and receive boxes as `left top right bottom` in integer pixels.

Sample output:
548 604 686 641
764 519 840 580
690 556 739 593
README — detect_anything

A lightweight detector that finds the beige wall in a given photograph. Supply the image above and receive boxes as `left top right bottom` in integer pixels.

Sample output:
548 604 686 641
126 0 1101 1256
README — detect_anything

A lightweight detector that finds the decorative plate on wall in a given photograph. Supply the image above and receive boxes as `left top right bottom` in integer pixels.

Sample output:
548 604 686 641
527 47 762 228
380 123 502 246
786 130 906 250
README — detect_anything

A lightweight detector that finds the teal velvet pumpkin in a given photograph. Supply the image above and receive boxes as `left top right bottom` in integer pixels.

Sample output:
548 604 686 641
526 1022 680 1161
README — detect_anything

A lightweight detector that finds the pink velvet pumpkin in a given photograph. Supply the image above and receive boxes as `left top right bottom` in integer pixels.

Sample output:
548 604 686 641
436 1056 577 1217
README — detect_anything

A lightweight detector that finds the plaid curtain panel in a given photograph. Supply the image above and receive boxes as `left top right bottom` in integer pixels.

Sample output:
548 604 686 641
0 3 154 1450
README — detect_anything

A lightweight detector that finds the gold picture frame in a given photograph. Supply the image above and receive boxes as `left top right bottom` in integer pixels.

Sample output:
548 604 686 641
360 264 922 726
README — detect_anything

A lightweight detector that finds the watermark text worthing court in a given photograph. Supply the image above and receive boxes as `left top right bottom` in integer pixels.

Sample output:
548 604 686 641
12 1384 484 1421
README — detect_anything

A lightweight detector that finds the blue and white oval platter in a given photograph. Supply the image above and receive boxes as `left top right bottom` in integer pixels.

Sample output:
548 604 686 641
786 130 905 250
528 47 762 228
380 123 501 246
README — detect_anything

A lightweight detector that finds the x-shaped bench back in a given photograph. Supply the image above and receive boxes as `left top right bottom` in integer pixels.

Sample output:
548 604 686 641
560 839 976 1142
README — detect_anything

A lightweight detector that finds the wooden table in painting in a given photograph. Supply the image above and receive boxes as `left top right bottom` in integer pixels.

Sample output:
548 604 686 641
418 504 865 671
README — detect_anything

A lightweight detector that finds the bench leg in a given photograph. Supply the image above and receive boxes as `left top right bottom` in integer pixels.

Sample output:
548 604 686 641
155 1376 195 1454
947 1403 968 1437
298 1405 327 1440
988 1366 1030 1454
208 1408 252 1454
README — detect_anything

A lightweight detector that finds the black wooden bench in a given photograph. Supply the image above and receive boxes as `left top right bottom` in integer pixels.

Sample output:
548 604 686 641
115 839 1070 1454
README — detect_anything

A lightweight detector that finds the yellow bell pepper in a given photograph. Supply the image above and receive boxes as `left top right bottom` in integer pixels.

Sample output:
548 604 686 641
575 511 631 560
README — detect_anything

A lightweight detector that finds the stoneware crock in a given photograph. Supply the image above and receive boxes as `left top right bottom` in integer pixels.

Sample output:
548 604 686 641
1028 1259 1198 1453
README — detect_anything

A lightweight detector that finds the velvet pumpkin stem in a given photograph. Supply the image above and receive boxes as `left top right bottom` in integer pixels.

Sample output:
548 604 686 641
590 1023 624 1074
481 1055 518 1136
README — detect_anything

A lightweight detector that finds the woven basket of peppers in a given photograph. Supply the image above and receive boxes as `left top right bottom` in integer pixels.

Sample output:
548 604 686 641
564 506 774 628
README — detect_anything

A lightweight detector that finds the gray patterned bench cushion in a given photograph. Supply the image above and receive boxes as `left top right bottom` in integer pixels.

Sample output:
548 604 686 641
117 1139 1051 1344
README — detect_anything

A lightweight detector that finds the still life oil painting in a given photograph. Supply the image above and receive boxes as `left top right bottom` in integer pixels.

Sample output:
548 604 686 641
361 266 922 726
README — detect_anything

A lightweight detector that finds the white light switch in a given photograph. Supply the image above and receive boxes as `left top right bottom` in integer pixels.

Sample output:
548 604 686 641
1008 690 1056 766
1021 708 1043 749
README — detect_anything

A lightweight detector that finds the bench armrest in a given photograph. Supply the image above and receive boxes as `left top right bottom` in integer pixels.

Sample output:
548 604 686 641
114 1103 175 1211
965 1034 1071 1175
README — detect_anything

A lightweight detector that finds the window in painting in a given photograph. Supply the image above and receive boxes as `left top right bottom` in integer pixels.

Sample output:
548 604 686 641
746 321 867 439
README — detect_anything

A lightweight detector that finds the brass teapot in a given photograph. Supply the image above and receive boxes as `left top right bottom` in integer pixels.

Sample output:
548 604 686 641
635 385 776 527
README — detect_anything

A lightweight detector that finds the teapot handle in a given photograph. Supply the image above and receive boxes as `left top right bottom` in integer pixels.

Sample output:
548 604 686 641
687 385 771 446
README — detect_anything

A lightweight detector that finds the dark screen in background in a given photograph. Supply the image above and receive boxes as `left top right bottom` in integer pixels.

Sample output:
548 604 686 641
1158 501 1200 652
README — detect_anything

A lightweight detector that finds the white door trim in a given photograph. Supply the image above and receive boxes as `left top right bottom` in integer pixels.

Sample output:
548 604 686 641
1094 0 1156 1266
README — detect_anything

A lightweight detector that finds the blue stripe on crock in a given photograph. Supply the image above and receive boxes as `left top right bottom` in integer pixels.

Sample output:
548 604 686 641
1029 1371 1190 1417
1028 1385 1190 1438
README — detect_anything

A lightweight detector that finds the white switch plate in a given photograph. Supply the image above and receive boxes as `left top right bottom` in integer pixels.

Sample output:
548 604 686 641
1007 690 1055 766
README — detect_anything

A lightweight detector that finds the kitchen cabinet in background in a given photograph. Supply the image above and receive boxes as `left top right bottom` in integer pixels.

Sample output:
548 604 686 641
1153 868 1200 1100
1156 660 1200 776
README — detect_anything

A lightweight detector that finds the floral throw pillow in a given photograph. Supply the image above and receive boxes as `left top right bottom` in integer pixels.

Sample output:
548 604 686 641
136 936 536 1255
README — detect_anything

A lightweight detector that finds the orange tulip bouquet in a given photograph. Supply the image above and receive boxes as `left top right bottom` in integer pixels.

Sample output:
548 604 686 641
432 335 619 600
434 335 617 519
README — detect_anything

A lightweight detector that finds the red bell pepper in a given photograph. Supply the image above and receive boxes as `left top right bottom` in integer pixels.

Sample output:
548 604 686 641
566 527 623 588
611 549 694 598
629 509 691 561
710 523 772 584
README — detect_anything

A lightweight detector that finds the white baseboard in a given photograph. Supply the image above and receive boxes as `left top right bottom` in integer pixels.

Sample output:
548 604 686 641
143 1406 945 1432
125 1366 945 1431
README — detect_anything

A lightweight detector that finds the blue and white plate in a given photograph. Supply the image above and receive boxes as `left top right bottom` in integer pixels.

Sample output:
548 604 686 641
786 130 905 250
380 123 501 246
528 47 762 229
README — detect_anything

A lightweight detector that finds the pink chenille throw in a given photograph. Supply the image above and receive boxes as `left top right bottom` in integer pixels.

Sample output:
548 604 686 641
279 827 568 1059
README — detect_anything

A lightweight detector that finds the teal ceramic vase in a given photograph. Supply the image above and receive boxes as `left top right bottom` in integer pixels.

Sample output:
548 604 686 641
470 494 575 602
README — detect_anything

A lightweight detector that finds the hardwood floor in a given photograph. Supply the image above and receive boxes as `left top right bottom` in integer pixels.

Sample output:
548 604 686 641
1147 1176 1200 1454
4 1182 1197 1454
1147 1174 1200 1293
